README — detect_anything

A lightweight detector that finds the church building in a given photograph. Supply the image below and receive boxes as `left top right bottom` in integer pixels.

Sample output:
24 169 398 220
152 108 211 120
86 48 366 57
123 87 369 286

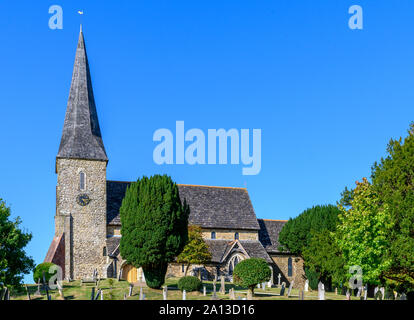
44 28 305 288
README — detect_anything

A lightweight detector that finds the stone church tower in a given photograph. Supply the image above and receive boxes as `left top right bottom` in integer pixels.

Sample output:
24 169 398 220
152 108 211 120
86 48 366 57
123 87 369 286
52 27 108 280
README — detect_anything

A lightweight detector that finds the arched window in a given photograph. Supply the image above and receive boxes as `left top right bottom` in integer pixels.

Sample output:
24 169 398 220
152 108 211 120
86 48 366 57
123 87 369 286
211 231 216 239
234 232 239 240
80 171 86 190
228 254 243 276
182 264 185 273
288 257 293 277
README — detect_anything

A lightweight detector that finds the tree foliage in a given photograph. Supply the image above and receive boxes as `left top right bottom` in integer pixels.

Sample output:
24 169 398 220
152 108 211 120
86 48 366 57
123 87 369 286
119 175 189 289
303 229 346 288
33 262 57 284
371 123 414 290
278 204 341 255
233 258 271 297
337 178 393 286
177 276 202 292
0 199 35 289
176 225 211 276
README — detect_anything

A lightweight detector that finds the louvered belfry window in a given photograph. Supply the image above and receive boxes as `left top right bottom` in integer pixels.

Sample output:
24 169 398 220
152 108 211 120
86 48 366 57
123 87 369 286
80 171 86 190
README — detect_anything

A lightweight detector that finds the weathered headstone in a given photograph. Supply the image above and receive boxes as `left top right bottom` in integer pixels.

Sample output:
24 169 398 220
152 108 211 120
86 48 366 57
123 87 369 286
277 273 281 287
213 278 217 296
139 287 144 300
380 287 385 300
287 281 294 297
182 290 187 300
57 281 64 299
101 290 104 300
35 280 41 296
335 287 338 295
129 284 133 297
203 286 206 296
163 286 168 300
346 289 351 300
356 287 362 298
363 285 368 300
318 281 325 300
262 282 266 291
304 279 309 292
257 283 260 289
229 288 236 300
220 277 225 294
25 284 31 300
374 286 379 299
299 290 304 300
91 287 95 300
280 283 286 296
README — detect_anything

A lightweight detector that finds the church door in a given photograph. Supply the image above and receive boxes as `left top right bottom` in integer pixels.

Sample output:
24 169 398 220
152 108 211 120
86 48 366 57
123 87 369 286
122 264 138 283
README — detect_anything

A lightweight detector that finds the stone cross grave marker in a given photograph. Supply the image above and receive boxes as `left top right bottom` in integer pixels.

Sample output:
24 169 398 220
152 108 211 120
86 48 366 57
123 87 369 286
287 281 294 297
163 286 168 300
304 279 309 292
278 273 281 287
280 283 286 296
318 281 325 300
220 276 225 294
203 286 206 296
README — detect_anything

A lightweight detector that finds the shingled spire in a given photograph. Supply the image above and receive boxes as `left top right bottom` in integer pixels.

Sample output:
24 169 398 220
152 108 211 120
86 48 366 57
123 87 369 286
57 28 108 162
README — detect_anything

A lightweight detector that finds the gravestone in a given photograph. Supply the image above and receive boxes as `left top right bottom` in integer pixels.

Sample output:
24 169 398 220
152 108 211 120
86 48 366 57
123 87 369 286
374 286 379 299
356 287 362 298
280 283 286 296
304 280 309 292
277 273 281 287
262 282 266 291
220 277 225 294
287 281 294 297
267 280 272 288
380 287 385 300
139 287 144 300
203 286 206 296
101 290 104 300
25 284 31 300
400 293 407 300
257 283 260 289
91 287 95 300
299 290 304 300
229 288 236 300
129 284 133 297
183 290 187 300
34 280 41 296
57 281 64 299
94 289 101 300
163 286 168 300
318 281 325 300
213 278 217 296
363 285 368 300
346 289 351 300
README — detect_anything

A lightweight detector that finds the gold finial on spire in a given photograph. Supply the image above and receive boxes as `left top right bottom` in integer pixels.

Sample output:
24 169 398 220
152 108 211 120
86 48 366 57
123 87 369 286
78 10 84 32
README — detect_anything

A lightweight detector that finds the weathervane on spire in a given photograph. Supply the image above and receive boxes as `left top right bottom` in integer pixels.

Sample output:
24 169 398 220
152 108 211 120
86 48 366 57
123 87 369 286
78 10 84 31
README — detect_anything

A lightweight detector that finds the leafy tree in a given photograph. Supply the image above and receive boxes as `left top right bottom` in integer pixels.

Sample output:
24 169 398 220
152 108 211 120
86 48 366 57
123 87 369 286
337 178 393 286
176 225 211 277
371 123 414 291
278 204 341 255
177 276 202 292
33 262 57 284
233 258 271 299
0 199 35 289
303 229 346 289
119 175 189 289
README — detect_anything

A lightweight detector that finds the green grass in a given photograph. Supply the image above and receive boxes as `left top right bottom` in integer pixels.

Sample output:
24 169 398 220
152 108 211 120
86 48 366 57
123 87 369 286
10 278 372 300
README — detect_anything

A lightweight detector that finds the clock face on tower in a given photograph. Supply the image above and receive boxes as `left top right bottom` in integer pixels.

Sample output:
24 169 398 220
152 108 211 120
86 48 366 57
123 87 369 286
76 194 91 207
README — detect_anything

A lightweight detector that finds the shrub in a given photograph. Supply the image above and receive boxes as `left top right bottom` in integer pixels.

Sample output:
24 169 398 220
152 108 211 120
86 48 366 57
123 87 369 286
177 276 202 292
33 262 57 284
233 258 271 298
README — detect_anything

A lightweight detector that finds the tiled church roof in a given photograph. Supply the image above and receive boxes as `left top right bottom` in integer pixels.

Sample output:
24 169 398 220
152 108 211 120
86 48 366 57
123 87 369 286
257 219 288 253
106 182 260 231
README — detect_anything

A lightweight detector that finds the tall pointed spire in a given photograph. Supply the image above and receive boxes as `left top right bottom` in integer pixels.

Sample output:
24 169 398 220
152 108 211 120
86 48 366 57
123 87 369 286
57 28 108 162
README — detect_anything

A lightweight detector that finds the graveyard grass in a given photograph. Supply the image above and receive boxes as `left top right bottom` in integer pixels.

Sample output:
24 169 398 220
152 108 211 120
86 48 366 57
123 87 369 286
10 278 373 300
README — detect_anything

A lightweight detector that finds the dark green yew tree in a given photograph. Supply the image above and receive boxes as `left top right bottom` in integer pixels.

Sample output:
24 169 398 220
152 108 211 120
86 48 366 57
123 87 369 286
371 123 414 291
119 175 189 289
278 204 341 255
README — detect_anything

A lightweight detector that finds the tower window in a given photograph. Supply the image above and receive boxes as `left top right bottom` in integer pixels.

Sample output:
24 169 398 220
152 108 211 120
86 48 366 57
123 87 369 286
211 231 216 239
288 257 293 277
234 232 239 240
80 172 86 190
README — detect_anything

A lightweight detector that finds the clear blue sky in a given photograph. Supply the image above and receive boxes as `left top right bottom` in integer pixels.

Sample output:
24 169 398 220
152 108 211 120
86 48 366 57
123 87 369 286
0 1 413 283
